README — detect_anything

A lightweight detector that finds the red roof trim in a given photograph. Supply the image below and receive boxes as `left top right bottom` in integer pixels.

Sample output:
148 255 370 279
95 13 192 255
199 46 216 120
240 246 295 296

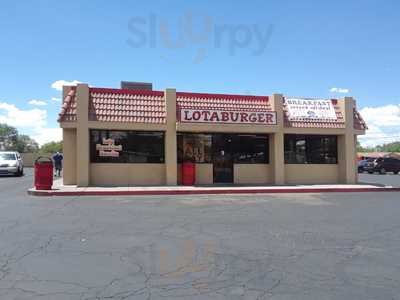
177 91 269 102
177 104 273 112
89 87 269 101
283 97 338 103
90 87 164 96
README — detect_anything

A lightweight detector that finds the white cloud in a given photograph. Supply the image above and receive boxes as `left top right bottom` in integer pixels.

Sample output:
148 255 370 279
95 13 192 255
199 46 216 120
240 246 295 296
358 104 400 147
330 87 350 94
51 97 61 102
51 80 81 91
359 104 400 127
28 99 47 106
0 101 63 146
0 102 47 129
31 128 62 146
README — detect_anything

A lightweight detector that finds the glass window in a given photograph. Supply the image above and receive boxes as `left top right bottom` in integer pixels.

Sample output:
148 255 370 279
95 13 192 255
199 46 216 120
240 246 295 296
284 135 306 164
90 130 165 163
234 134 269 163
177 133 269 164
177 133 212 163
284 135 337 164
0 153 16 160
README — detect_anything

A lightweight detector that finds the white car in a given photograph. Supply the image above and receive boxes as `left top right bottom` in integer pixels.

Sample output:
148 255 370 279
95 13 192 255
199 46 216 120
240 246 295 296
0 151 24 176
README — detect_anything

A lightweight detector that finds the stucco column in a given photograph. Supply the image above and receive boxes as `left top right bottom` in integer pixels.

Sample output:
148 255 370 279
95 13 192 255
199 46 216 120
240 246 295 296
165 88 177 185
338 97 357 184
270 94 285 185
61 85 77 186
76 84 90 187
62 128 77 185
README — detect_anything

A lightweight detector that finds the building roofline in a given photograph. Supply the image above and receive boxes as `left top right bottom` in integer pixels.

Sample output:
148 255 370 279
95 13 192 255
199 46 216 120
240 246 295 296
89 86 269 101
176 91 269 101
90 87 164 96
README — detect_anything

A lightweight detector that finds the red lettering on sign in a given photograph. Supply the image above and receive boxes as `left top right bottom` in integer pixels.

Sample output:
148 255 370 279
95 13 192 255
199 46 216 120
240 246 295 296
257 113 265 123
202 110 211 121
210 112 220 122
240 113 248 122
192 111 201 120
230 112 239 122
184 110 193 121
181 109 276 125
221 112 229 122
249 113 257 122
266 113 274 124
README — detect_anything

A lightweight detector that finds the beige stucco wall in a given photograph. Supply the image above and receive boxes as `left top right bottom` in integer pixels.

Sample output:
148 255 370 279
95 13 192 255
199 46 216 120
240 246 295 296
284 164 339 184
234 164 272 184
270 94 285 184
196 164 213 185
165 89 178 185
177 163 213 185
338 97 357 184
21 153 53 167
90 164 165 186
63 128 77 185
76 84 90 187
59 84 365 186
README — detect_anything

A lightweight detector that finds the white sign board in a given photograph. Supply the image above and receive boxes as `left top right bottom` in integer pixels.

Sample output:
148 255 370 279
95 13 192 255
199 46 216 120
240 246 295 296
285 98 337 120
180 109 277 125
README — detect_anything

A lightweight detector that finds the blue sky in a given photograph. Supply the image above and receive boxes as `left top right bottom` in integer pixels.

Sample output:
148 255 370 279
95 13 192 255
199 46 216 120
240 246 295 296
0 0 399 146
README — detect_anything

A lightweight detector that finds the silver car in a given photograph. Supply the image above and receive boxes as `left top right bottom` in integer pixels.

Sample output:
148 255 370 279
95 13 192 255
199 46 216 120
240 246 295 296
0 151 24 176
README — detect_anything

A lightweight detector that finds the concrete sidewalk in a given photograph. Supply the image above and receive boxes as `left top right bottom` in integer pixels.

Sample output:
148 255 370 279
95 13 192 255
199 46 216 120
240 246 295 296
28 178 400 196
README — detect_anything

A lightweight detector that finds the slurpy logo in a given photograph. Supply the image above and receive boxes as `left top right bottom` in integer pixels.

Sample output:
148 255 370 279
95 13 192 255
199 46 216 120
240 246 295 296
127 11 274 63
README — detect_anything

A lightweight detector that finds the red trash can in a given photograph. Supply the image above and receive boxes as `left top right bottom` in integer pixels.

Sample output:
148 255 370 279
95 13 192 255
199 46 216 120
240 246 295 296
181 162 196 185
34 157 53 190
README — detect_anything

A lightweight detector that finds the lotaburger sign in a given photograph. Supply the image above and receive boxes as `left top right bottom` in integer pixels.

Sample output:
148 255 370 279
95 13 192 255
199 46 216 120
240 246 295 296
180 109 277 125
96 138 122 157
285 98 337 120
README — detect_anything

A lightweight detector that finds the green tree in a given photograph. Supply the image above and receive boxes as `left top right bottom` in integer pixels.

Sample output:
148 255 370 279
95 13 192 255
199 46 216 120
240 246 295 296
14 135 39 153
356 139 376 153
356 139 363 152
0 123 39 152
376 142 400 152
0 123 18 150
39 141 63 154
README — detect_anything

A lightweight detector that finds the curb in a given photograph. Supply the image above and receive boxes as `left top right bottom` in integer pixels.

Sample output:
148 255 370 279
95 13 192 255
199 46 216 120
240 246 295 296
28 187 400 197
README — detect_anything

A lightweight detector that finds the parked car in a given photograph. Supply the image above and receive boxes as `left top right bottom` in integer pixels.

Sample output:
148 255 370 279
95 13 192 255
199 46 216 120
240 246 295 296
364 157 400 175
0 151 24 176
358 158 374 173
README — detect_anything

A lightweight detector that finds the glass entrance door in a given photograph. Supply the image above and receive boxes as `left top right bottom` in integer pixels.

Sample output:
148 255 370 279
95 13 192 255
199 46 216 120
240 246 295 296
213 134 234 183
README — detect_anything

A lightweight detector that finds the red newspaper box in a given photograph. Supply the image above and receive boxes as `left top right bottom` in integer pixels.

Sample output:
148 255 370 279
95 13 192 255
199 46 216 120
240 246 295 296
181 162 196 185
34 157 53 190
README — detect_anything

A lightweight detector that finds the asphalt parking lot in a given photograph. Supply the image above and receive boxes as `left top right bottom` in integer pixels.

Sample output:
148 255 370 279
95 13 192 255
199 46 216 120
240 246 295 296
359 172 400 187
0 169 400 299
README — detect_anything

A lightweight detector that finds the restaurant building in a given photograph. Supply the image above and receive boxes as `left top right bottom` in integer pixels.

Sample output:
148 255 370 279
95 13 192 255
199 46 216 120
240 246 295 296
58 82 367 187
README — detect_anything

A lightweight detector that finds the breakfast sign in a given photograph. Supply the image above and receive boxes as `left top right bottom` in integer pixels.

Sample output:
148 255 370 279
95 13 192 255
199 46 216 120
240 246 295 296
180 109 277 125
96 138 122 157
285 98 337 120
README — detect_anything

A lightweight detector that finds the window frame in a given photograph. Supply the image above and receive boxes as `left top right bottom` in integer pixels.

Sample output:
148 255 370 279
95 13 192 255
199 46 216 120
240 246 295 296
0 153 16 161
177 132 270 165
177 133 213 164
232 134 270 164
90 129 165 164
284 134 338 165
